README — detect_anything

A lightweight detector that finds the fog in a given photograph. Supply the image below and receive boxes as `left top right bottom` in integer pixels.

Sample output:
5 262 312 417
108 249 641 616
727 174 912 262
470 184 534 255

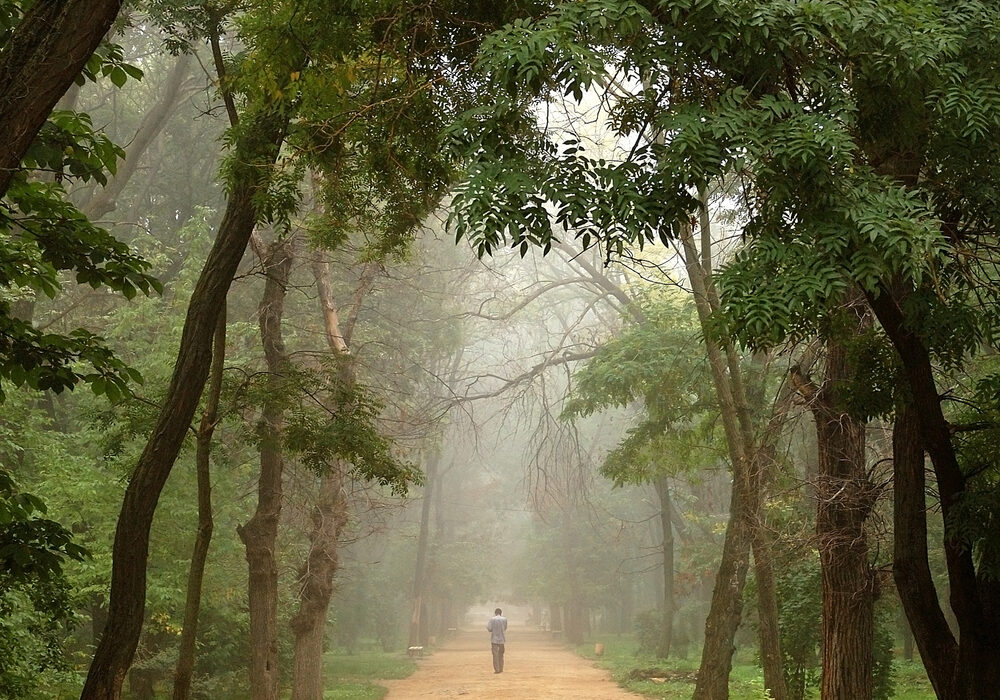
2 5 958 700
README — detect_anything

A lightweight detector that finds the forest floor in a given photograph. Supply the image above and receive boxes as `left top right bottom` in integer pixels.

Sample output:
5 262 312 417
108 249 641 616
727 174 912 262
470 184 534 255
380 627 645 699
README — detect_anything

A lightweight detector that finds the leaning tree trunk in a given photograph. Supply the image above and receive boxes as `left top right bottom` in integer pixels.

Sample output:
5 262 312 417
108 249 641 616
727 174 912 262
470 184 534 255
654 477 675 659
238 235 295 700
867 285 1000 698
85 52 192 220
81 107 290 700
172 311 226 700
0 0 123 199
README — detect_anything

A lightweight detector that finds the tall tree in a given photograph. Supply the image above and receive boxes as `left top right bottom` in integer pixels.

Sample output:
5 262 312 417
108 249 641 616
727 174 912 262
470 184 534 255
448 1 1000 696
239 232 295 700
790 310 875 700
81 8 301 691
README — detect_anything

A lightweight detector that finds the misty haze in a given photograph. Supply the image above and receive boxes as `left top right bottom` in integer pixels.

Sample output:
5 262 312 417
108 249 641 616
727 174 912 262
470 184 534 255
0 2 995 700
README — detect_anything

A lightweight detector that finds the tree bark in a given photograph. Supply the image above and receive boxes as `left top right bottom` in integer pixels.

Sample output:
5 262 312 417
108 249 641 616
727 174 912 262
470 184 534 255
0 0 123 198
81 107 290 700
867 286 1000 698
288 254 371 700
239 235 295 700
289 470 347 700
793 328 874 700
172 309 226 700
654 477 674 659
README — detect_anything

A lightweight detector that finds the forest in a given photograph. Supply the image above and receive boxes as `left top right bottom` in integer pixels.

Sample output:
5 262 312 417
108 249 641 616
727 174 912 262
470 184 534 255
1 1 998 699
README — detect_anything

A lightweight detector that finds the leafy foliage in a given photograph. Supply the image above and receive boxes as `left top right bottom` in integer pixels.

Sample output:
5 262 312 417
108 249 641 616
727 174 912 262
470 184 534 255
447 0 1000 651
563 286 717 485
0 469 86 699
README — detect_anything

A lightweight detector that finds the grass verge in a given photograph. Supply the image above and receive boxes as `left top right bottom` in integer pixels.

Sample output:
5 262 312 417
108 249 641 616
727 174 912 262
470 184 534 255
575 636 936 699
320 649 418 700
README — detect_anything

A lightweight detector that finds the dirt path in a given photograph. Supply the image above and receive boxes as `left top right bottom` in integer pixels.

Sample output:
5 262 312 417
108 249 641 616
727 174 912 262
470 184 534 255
382 627 646 699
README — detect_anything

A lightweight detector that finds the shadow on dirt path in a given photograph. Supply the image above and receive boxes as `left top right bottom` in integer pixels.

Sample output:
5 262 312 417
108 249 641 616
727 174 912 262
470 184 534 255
382 627 646 699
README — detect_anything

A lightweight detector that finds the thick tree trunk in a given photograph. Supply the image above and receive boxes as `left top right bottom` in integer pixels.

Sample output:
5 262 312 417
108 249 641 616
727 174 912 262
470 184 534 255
290 471 347 700
172 311 226 700
806 334 874 700
239 235 295 700
654 477 674 659
81 108 290 700
0 0 123 198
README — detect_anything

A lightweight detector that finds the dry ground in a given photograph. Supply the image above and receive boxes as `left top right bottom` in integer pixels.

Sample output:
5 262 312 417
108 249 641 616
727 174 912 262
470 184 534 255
382 627 645 699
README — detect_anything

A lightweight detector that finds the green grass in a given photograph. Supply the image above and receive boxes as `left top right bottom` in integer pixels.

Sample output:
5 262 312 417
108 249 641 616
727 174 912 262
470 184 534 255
575 636 936 699
319 649 418 700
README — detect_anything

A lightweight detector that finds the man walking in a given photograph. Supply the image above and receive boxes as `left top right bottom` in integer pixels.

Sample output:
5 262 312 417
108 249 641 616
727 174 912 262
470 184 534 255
487 608 508 673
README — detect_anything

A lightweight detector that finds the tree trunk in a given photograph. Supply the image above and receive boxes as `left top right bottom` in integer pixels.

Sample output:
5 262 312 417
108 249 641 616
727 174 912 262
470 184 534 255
0 0 123 199
752 528 786 700
681 226 750 700
288 255 369 700
289 470 347 700
409 450 440 648
890 402 959 696
654 477 674 659
81 107 290 700
172 310 226 700
867 287 1000 698
800 332 874 699
238 235 295 700
85 52 192 219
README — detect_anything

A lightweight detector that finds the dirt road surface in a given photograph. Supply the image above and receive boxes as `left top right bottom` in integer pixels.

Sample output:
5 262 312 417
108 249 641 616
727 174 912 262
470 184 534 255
382 627 645 699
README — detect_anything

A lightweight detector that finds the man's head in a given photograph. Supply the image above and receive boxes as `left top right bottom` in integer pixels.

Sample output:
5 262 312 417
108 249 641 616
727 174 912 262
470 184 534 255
495 608 502 615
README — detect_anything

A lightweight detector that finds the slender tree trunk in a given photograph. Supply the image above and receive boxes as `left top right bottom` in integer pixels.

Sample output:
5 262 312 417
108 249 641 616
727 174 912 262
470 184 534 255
752 528 786 700
410 450 440 648
890 403 959 697
681 218 789 700
85 53 192 219
867 286 1000 698
0 0 123 199
288 254 371 700
654 477 674 659
289 470 347 700
238 235 295 700
681 225 752 700
172 310 226 700
81 107 290 700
